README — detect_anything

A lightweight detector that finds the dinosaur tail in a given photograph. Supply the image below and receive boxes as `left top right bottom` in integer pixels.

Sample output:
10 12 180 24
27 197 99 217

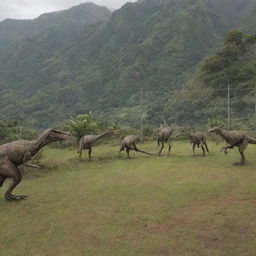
134 148 157 156
248 137 256 144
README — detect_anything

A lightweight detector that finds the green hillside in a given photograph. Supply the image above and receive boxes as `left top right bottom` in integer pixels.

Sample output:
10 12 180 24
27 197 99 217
0 3 111 49
0 0 256 128
166 30 256 128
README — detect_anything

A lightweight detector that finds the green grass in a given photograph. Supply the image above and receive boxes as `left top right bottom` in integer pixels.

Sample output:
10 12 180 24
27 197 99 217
1 141 256 256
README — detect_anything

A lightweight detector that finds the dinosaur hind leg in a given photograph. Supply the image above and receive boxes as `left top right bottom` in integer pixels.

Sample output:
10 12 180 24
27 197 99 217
0 175 6 187
167 141 172 156
88 147 92 161
201 144 206 157
78 147 83 160
233 142 248 166
158 141 164 156
0 162 27 201
204 142 209 153
239 151 246 165
126 147 131 159
119 146 125 156
192 143 196 155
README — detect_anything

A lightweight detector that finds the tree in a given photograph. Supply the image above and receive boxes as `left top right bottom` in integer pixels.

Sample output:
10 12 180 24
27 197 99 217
64 113 100 142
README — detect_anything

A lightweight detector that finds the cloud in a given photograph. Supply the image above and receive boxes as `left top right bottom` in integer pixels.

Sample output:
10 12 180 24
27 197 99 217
0 0 137 21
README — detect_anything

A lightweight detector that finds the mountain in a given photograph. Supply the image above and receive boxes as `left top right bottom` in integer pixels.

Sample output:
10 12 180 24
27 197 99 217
0 0 256 128
0 3 111 49
165 30 256 128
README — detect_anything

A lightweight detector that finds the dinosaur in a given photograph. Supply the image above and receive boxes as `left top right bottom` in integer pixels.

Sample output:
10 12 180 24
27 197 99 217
157 126 175 156
176 132 209 156
119 135 155 159
0 129 70 201
208 127 256 165
78 130 114 160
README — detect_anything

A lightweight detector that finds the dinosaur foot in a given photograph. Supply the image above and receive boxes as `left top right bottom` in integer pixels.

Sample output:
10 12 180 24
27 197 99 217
5 194 27 201
232 162 244 166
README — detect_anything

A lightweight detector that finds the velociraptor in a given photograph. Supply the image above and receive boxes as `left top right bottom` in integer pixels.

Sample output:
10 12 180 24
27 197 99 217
157 126 175 156
78 130 114 160
119 135 155 159
176 132 209 156
0 129 70 201
208 127 256 165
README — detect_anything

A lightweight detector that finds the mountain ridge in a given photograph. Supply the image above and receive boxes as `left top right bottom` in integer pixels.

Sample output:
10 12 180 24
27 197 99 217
0 0 256 128
0 2 111 49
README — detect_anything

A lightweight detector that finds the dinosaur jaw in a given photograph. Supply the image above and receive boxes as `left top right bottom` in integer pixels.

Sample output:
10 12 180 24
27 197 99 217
49 129 71 141
208 127 220 134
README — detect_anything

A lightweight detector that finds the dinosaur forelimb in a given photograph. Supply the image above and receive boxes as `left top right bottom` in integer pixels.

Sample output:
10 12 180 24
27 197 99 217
23 152 32 163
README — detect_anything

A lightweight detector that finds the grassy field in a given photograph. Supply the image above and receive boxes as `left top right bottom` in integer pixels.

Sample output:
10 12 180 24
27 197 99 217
1 141 256 256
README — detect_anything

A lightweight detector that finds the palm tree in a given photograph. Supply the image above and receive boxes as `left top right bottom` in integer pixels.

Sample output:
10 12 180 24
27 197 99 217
65 113 100 143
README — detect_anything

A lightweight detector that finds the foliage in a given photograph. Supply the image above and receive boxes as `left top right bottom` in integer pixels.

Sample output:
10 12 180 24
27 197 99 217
167 30 256 129
200 30 256 86
208 118 225 129
64 113 100 141
0 120 36 144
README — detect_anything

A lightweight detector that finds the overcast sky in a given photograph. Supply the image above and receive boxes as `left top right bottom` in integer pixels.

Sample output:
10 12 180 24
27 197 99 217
0 0 137 21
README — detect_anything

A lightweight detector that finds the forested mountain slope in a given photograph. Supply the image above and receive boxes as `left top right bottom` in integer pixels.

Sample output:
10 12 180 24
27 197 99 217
165 30 256 128
0 0 256 127
0 3 111 49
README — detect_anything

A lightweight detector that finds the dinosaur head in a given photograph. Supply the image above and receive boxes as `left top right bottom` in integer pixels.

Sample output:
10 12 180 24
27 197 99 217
175 132 186 138
103 130 115 136
167 127 175 134
37 129 71 145
135 136 141 143
47 129 71 141
208 127 222 134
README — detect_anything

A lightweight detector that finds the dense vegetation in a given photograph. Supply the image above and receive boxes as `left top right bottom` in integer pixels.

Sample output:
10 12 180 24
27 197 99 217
167 30 256 128
0 0 256 129
0 120 36 143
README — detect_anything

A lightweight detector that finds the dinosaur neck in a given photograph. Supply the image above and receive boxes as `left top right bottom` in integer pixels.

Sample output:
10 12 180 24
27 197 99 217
218 129 230 140
30 132 51 154
182 133 192 139
96 132 108 141
188 133 193 139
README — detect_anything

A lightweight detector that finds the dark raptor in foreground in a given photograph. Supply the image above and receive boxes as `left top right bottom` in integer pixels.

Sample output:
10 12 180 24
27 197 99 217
208 127 256 165
0 129 70 201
